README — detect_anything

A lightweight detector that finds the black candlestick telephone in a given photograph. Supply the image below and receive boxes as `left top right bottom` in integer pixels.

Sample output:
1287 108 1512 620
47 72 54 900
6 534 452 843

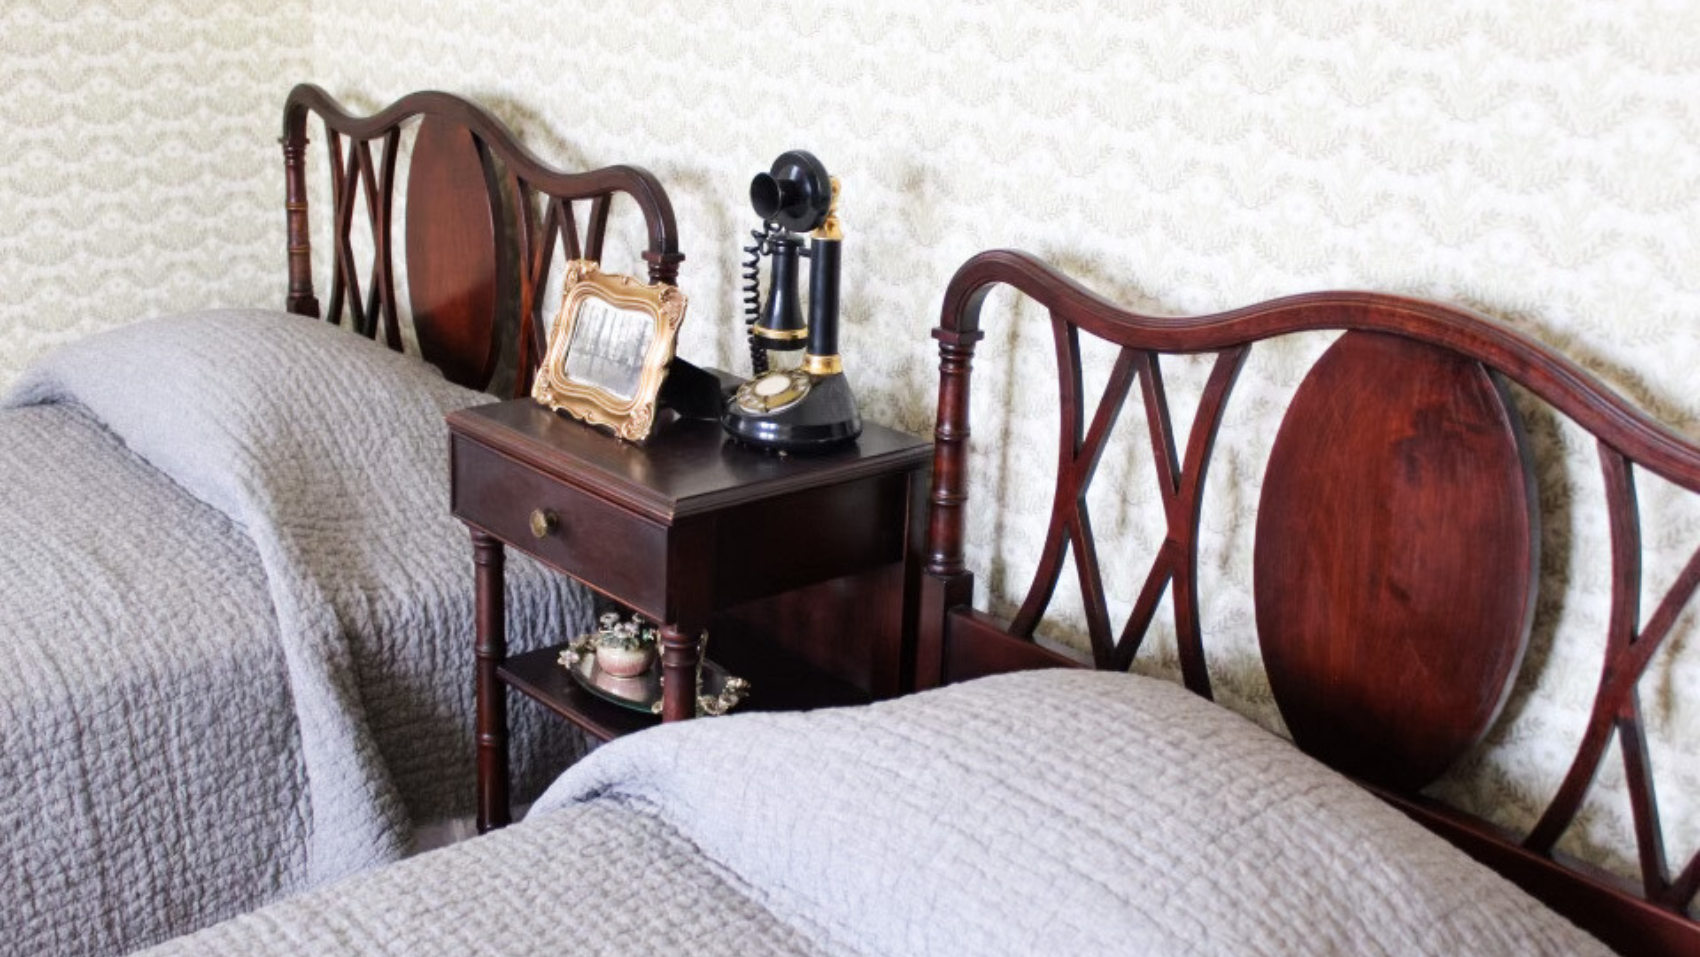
720 150 861 452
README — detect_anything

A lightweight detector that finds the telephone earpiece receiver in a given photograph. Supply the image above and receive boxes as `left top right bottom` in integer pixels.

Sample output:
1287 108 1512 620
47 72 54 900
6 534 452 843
721 150 861 453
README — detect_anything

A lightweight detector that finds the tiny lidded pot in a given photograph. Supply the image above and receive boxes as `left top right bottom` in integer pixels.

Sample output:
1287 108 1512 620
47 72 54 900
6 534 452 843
594 613 658 678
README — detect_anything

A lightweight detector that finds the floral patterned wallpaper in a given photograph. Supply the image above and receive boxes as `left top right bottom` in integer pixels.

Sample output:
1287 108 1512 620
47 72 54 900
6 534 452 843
5 0 1698 900
0 0 308 386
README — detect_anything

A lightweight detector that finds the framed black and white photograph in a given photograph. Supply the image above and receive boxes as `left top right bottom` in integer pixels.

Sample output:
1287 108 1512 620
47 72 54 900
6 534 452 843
532 260 688 442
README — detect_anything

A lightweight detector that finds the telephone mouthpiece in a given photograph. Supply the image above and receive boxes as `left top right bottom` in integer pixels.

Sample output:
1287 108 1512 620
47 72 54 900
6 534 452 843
749 173 789 220
749 150 831 234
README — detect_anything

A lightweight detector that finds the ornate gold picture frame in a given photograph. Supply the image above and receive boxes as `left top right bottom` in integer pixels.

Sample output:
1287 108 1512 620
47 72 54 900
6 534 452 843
532 260 688 442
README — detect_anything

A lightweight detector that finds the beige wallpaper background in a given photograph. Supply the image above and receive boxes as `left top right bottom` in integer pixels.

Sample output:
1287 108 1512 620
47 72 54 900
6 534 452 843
0 0 308 386
4 0 1698 899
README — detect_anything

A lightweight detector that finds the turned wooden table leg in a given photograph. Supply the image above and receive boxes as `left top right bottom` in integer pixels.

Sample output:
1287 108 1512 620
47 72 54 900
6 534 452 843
472 529 510 832
659 623 702 723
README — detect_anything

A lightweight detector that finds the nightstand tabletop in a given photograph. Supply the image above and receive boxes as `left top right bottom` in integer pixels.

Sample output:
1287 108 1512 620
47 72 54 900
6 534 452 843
446 399 932 525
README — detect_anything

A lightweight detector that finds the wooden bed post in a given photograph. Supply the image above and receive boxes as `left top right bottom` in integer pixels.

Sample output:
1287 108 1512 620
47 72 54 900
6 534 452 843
915 266 988 690
644 249 686 287
280 116 320 319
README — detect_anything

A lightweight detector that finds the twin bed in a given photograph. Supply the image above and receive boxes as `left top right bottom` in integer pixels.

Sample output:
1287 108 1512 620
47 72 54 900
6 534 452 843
0 86 679 956
3 86 1695 956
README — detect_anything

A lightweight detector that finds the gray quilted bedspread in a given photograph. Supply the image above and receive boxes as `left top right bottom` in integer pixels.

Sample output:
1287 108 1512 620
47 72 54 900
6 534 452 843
144 670 1612 957
0 311 591 956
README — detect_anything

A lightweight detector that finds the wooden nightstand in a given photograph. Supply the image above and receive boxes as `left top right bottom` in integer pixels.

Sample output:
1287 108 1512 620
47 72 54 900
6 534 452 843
448 398 932 831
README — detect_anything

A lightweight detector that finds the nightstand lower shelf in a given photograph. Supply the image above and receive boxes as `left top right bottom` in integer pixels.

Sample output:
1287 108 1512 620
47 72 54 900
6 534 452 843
499 634 873 743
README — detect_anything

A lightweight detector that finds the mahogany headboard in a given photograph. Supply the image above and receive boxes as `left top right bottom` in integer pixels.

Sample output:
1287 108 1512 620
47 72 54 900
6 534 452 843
279 84 684 395
916 249 1699 957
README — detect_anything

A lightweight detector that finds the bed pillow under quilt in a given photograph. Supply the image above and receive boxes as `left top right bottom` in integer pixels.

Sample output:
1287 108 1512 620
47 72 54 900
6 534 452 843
143 669 1611 957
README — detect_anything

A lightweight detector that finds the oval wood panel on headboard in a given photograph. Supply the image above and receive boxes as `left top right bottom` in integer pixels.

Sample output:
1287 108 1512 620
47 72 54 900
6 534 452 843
1253 331 1539 792
406 117 504 390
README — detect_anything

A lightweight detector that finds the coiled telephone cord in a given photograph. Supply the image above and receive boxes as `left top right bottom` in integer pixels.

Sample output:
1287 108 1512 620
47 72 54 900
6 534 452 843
742 223 781 375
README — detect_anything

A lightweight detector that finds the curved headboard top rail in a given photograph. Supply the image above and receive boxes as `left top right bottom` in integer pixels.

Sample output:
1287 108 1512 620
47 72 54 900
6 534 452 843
919 248 1700 956
280 85 681 257
279 83 684 393
937 249 1700 492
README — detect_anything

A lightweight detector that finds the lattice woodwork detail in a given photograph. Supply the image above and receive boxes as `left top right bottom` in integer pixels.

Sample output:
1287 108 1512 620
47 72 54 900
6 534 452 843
280 85 684 396
1525 444 1700 911
309 124 656 397
323 127 401 346
1008 308 1247 698
511 186 621 395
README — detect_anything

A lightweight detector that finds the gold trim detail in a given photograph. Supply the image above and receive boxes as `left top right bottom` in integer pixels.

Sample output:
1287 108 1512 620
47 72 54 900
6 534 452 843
752 323 809 341
531 260 689 443
802 353 843 376
732 369 811 415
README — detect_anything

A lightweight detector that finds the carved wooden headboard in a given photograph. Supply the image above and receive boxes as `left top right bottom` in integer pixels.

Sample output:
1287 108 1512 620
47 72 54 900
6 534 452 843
917 249 1698 957
279 84 684 395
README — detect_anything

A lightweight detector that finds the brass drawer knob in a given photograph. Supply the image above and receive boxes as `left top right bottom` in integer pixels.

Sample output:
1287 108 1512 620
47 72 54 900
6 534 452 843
529 508 558 539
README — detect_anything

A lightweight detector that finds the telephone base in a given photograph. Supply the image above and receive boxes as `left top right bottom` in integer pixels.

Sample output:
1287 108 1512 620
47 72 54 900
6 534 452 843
721 371 861 453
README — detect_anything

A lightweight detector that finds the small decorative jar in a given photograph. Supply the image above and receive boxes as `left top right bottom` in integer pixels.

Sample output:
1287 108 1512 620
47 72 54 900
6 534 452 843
594 613 658 678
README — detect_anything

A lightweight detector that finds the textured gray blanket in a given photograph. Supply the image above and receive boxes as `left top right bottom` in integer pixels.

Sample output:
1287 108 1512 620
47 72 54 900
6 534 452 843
1 311 591 954
0 402 306 957
144 670 1611 957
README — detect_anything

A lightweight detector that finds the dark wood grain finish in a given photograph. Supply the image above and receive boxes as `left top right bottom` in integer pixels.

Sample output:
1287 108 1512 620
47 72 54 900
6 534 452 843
1004 332 1247 700
1527 444 1700 909
658 622 701 723
452 400 932 825
714 571 906 701
710 472 911 608
405 118 503 389
944 608 1083 684
470 528 509 833
281 134 318 317
449 409 929 624
923 327 984 579
320 125 401 347
932 250 1700 491
447 401 932 524
280 84 684 393
918 247 1700 954
498 643 655 741
708 460 930 700
1255 331 1538 792
451 436 669 617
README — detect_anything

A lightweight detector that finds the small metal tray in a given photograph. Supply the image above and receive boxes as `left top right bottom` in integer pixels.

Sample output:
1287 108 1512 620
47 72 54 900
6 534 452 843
559 638 750 716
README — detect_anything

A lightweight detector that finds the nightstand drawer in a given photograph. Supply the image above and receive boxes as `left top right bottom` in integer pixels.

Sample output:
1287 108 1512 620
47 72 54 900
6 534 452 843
451 435 667 614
